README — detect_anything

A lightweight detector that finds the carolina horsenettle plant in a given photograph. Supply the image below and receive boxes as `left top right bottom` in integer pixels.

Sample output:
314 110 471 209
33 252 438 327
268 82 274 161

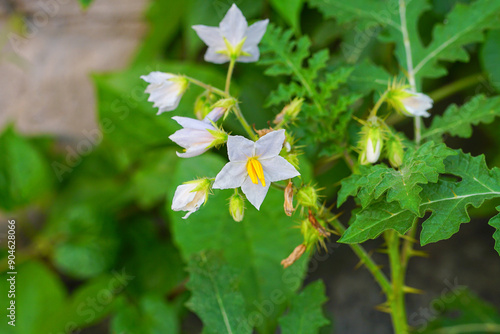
140 1 500 333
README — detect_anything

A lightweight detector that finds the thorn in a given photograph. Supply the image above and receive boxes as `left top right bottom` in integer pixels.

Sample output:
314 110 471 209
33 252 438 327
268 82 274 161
403 286 425 294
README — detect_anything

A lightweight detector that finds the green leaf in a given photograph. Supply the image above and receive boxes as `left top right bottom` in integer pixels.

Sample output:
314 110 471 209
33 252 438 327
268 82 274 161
270 0 304 33
423 95 500 140
410 0 500 81
0 261 66 334
340 150 500 245
278 281 330 334
133 0 186 63
419 289 500 333
338 142 456 214
481 29 500 92
310 0 500 84
261 25 359 155
111 296 179 334
46 204 120 279
339 200 416 244
169 153 307 332
347 60 392 95
131 148 179 209
0 126 53 211
186 252 250 334
490 206 500 256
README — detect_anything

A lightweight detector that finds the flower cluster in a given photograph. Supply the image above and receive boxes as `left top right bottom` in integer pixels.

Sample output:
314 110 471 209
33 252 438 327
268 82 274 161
141 4 299 222
140 4 436 269
357 83 433 166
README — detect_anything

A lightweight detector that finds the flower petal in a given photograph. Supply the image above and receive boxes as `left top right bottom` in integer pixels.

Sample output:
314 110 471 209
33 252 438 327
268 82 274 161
227 135 255 162
192 25 225 48
213 162 247 189
169 129 214 148
172 116 215 131
241 172 271 210
260 156 300 182
176 144 210 158
245 19 269 46
172 184 197 211
255 129 285 159
204 107 225 123
204 47 231 64
238 45 260 63
141 71 174 84
219 4 248 46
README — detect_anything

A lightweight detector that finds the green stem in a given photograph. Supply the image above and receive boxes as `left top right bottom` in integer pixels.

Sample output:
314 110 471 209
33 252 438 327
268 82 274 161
329 219 392 295
233 104 258 141
370 90 389 118
386 231 409 334
428 74 484 102
225 58 236 94
185 76 227 97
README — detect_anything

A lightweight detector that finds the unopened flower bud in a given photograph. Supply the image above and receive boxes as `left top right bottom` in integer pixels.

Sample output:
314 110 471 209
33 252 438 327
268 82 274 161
281 244 306 268
172 178 211 219
229 193 245 222
385 134 405 168
274 97 304 126
141 72 189 115
359 116 384 165
386 88 433 118
284 181 295 216
296 185 318 208
204 107 226 123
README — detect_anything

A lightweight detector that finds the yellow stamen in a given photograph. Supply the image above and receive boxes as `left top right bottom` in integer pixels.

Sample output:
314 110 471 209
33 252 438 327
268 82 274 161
246 158 266 187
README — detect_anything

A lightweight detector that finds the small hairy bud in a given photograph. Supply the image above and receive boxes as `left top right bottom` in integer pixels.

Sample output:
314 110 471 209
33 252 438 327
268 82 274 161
284 181 295 216
229 193 245 222
274 97 304 126
296 185 318 208
385 134 405 168
359 116 384 165
194 91 218 120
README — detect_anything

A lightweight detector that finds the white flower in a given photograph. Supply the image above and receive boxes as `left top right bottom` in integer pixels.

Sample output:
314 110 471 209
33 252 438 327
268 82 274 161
169 116 227 158
141 72 188 114
192 4 269 64
213 129 300 210
400 90 433 117
172 179 211 219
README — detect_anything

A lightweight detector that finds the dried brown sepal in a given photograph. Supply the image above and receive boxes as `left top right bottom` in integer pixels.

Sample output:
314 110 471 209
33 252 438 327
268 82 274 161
253 124 274 137
284 180 295 216
281 244 306 268
308 209 331 237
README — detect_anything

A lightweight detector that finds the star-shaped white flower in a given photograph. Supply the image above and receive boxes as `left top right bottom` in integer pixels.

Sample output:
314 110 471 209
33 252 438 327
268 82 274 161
169 116 227 158
192 4 269 64
141 72 188 114
213 129 300 210
400 90 433 117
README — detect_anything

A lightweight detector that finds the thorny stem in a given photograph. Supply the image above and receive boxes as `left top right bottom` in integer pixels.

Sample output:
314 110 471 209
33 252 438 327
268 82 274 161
386 231 409 334
328 218 392 295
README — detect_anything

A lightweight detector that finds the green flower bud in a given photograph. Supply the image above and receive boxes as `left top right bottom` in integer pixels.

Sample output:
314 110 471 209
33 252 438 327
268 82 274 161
296 185 318 208
274 97 304 126
358 116 384 165
229 193 245 222
385 134 405 168
194 91 218 120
